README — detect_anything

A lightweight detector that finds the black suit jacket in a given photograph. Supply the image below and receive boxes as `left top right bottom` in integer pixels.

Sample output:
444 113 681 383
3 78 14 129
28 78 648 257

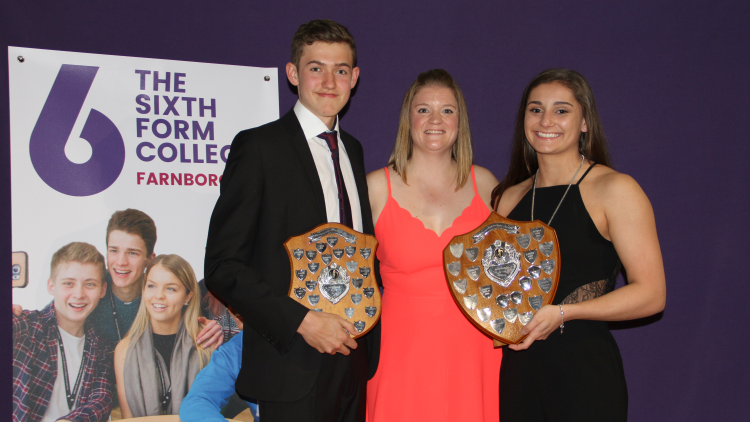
205 109 380 402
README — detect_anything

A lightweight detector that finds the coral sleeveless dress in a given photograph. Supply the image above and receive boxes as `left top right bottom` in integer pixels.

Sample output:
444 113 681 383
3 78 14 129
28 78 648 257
367 167 502 422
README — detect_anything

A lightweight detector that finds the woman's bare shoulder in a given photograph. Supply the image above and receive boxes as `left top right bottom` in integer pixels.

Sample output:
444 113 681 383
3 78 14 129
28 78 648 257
366 167 387 191
496 178 533 216
472 165 500 209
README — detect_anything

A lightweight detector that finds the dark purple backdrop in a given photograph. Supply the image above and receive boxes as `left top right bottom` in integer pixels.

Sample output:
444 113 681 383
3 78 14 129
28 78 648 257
3 1 748 420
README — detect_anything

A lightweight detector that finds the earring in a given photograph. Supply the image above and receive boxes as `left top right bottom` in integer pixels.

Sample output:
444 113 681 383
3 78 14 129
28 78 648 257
183 302 189 306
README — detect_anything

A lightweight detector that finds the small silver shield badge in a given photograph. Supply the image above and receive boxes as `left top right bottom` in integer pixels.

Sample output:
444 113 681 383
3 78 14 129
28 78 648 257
294 288 306 299
315 242 327 253
523 249 538 264
295 269 307 281
477 307 492 322
326 236 338 247
305 250 317 261
519 276 532 291
352 278 363 289
344 308 354 318
321 254 332 265
528 295 543 311
467 266 481 281
305 280 317 292
293 249 304 260
528 266 541 279
504 307 518 323
496 294 509 308
541 259 555 275
363 287 375 299
308 263 319 273
308 295 320 306
365 306 377 317
519 311 533 326
453 279 467 294
510 291 523 305
530 227 544 242
516 234 531 249
491 319 505 334
359 267 371 278
360 248 371 259
450 243 464 259
465 247 479 262
350 294 362 305
354 321 365 333
479 285 493 299
346 261 358 273
539 241 554 257
463 294 478 310
344 246 356 257
447 261 461 277
333 249 344 260
538 278 552 293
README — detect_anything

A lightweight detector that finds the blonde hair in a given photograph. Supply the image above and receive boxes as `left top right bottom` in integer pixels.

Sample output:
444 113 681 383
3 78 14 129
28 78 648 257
388 69 474 189
50 242 106 281
123 254 210 368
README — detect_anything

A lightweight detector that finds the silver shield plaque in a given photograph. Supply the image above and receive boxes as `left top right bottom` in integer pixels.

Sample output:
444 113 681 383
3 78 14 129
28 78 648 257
467 266 481 281
496 294 509 308
321 254 332 265
346 261 358 273
491 319 505 334
523 249 538 264
365 306 377 317
344 246 356 257
305 280 317 292
477 307 492 322
447 261 461 277
363 287 375 299
308 295 320 306
528 266 541 279
295 269 307 281
333 249 345 260
504 307 518 323
352 278 363 289
528 295 543 311
305 250 317 261
326 236 338 247
510 291 523 305
294 288 306 299
360 248 371 259
308 263 319 273
539 241 554 257
519 276 532 291
530 227 544 242
344 308 354 318
519 311 533 326
354 321 366 333
516 234 531 249
453 279 467 295
293 249 304 260
541 259 555 275
315 242 327 253
465 247 479 262
479 285 493 299
450 243 464 259
463 294 478 310
481 240 521 287
359 267 371 278
538 278 552 293
350 294 362 305
317 263 350 305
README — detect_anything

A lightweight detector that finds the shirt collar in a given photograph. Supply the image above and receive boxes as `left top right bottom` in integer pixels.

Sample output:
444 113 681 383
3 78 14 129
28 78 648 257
293 100 340 142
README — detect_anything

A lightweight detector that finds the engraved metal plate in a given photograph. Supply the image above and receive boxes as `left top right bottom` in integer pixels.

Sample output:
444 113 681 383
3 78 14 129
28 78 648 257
346 261 358 273
510 291 523 305
464 294 478 310
344 246 356 257
363 287 375 299
519 311 533 326
528 266 541 279
305 280 317 292
453 279 468 295
530 227 544 242
360 248 371 259
354 321 365 333
465 247 479 262
312 308 322 312
365 306 377 317
482 240 520 287
326 236 338 247
450 243 464 259
321 254 332 265
295 269 307 281
491 319 505 334
504 307 518 323
519 276 532 291
333 249 345 260
447 261 461 277
317 263 350 305
308 295 320 306
467 266 481 281
538 278 552 293
293 249 304 260
360 267 371 278
352 278 363 289
479 285 493 299
539 241 554 257
541 259 555 275
523 249 538 264
529 295 543 311
315 242 327 253
472 222 520 243
305 250 317 261
294 288 306 299
350 294 362 305
344 308 355 318
496 294 509 308
477 307 492 322
516 234 531 249
308 263 319 273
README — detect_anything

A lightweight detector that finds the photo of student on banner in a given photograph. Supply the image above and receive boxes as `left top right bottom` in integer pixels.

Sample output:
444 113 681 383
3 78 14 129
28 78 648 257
114 254 213 418
12 242 114 422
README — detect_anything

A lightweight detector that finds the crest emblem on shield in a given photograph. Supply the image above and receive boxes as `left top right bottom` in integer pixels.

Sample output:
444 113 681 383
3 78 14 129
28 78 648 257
286 223 382 339
443 212 561 346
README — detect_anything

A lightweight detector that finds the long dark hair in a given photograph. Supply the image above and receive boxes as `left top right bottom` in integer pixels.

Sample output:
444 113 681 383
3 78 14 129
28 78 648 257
491 69 613 209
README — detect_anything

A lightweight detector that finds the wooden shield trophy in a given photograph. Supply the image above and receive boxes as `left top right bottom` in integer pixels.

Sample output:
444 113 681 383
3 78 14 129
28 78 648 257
443 212 561 346
285 223 381 338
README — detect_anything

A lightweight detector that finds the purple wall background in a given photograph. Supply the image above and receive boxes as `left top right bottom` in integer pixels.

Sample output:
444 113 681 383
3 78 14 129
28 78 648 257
2 0 748 419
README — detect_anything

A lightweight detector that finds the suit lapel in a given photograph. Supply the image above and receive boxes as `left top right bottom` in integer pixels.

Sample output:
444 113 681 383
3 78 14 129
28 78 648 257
281 110 328 222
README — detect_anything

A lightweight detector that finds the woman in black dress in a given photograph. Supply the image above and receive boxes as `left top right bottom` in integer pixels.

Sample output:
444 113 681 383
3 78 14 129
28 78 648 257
492 69 666 421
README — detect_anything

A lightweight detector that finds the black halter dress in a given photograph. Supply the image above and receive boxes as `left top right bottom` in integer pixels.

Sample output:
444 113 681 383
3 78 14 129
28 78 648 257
500 164 628 422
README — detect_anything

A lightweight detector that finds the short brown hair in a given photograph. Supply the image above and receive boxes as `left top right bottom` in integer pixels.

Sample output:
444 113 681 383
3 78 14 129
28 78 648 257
290 19 357 68
106 209 157 256
50 242 106 280
389 69 474 189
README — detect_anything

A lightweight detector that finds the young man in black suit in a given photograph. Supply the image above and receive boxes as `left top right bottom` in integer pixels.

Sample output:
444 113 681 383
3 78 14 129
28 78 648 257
205 20 377 422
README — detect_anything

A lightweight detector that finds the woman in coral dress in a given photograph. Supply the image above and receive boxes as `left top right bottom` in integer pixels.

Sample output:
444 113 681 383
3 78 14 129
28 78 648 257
366 69 502 422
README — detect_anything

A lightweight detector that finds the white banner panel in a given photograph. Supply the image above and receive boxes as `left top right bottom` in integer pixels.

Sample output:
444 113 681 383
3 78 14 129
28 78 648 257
9 47 279 310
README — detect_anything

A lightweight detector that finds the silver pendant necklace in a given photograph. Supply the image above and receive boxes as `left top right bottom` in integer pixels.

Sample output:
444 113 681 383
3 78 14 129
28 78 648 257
531 154 585 225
